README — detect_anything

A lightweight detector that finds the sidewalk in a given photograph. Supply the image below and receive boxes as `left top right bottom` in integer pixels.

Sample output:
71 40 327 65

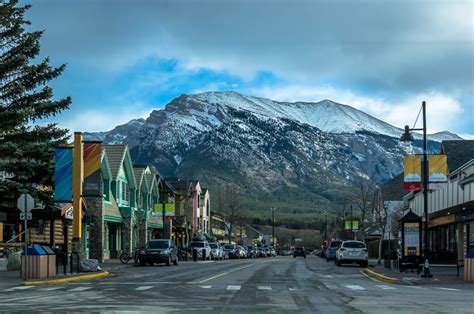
366 259 467 286
0 259 125 288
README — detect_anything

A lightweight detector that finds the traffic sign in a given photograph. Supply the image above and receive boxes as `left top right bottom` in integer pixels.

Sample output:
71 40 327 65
20 212 32 220
17 194 34 212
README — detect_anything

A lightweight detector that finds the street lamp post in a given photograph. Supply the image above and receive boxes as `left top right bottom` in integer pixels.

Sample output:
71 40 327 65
400 100 432 278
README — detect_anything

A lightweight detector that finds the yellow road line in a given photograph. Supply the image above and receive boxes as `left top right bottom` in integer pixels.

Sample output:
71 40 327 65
24 271 110 286
198 264 256 283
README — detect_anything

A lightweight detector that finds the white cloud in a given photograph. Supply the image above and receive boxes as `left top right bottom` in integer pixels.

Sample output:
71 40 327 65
61 103 151 135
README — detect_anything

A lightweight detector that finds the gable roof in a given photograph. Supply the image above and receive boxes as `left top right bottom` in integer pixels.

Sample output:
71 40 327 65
381 173 406 201
133 167 147 192
441 140 474 172
103 144 136 189
103 145 127 181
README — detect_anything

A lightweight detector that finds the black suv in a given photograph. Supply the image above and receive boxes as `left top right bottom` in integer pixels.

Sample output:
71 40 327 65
139 239 178 266
293 247 306 258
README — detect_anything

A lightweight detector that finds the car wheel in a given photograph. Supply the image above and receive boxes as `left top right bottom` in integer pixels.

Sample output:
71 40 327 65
362 261 368 268
148 262 153 266
166 256 171 266
174 256 178 266
336 260 341 267
140 260 146 267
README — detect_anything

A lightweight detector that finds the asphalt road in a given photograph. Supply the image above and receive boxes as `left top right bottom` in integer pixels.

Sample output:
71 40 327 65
1 256 473 313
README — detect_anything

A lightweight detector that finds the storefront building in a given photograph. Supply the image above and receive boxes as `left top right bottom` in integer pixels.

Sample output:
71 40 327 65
405 143 474 264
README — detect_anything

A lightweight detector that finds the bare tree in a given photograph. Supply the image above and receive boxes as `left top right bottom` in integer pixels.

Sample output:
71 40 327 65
372 187 389 265
221 184 242 243
352 178 376 241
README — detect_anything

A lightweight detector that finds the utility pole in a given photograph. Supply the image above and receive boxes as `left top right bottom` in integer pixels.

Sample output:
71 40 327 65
271 207 275 247
350 204 353 240
421 101 431 278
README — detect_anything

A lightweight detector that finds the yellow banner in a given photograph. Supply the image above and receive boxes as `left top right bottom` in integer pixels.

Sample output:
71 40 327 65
429 155 448 182
404 155 421 183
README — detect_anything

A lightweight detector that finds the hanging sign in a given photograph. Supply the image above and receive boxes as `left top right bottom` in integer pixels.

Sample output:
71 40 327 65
429 155 448 182
83 142 102 197
54 147 73 202
404 155 421 183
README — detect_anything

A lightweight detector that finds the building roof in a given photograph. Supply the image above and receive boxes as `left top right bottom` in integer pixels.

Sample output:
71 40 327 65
133 167 146 191
165 178 192 194
441 140 474 172
103 145 127 181
381 173 406 201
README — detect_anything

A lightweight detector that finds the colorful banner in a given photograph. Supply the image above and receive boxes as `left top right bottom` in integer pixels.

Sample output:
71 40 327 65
54 148 73 202
344 220 359 231
83 142 102 197
404 155 421 183
153 203 175 220
429 155 448 182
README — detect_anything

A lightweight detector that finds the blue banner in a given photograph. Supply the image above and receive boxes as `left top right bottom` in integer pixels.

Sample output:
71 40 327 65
54 147 73 202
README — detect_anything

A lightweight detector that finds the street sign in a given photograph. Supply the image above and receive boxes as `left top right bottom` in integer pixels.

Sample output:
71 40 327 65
17 194 34 212
20 212 32 220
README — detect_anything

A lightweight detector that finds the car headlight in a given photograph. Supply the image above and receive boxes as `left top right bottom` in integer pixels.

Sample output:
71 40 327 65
160 249 170 255
140 250 146 255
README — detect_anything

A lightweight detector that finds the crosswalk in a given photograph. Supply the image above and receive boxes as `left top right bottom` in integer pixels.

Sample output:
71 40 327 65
1 283 463 294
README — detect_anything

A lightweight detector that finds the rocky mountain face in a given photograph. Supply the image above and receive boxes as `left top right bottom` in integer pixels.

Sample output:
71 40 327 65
86 91 460 214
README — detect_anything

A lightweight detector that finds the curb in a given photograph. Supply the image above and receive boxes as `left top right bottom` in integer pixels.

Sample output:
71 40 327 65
361 268 399 284
23 271 110 286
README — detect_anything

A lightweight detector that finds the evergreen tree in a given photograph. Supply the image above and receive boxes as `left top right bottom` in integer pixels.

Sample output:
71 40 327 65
0 0 71 211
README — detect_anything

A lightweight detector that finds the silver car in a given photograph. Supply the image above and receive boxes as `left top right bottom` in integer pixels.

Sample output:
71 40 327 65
188 241 212 260
335 240 368 267
209 242 224 260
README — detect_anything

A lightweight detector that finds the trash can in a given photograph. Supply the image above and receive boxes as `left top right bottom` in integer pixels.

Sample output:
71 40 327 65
22 245 48 279
464 251 474 282
41 246 57 278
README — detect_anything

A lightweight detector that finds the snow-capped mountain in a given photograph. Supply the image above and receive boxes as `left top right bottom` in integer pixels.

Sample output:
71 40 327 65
86 91 461 213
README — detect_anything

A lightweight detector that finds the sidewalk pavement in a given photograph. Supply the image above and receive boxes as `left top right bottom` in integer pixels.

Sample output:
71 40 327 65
367 259 467 286
0 259 127 288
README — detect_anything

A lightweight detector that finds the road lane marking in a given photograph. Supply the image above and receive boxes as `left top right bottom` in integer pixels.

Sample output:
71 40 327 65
68 287 92 292
321 275 333 278
345 284 365 291
135 286 154 291
288 288 300 291
199 285 212 289
38 286 65 291
226 285 241 291
198 263 256 283
257 286 272 290
435 287 460 291
375 285 396 290
4 286 35 291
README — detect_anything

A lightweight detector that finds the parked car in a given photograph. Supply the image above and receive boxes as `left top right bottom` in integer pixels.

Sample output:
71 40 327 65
326 240 342 261
139 239 178 266
209 242 224 260
280 250 291 256
335 240 368 267
265 247 271 257
246 245 257 258
188 241 212 260
270 247 276 257
293 247 306 258
223 244 241 259
257 247 266 258
237 246 247 258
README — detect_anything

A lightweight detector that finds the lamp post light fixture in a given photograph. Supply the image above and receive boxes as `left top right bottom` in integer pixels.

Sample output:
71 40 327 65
400 100 432 278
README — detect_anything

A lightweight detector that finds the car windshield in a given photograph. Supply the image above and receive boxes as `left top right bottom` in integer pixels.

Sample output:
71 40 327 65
343 242 366 248
209 243 218 248
224 245 235 250
189 242 205 248
330 241 342 248
147 241 169 249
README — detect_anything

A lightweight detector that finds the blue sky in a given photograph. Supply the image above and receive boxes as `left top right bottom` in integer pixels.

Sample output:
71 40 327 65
23 0 473 138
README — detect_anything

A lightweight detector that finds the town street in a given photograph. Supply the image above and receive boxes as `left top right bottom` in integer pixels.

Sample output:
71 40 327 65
0 256 473 313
